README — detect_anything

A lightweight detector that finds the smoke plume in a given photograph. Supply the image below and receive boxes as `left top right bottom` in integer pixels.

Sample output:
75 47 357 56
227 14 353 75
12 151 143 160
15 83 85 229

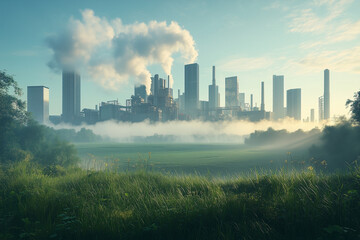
46 9 198 92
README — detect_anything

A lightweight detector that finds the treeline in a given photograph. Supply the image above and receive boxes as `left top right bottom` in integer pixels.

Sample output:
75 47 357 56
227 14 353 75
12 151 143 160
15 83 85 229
245 120 360 170
54 128 102 143
245 127 321 148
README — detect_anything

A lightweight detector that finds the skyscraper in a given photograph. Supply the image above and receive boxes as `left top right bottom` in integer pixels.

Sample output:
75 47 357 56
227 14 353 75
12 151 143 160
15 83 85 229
225 76 239 108
208 66 219 110
310 109 315 122
151 74 160 106
62 71 81 123
324 69 330 120
286 88 301 120
273 75 284 120
239 93 245 110
135 85 147 102
261 81 265 111
27 86 49 124
250 94 253 111
318 96 324 122
185 63 199 116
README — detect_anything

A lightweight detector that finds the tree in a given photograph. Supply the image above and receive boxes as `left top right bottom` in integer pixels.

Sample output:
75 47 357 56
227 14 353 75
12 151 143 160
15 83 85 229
0 70 28 161
0 70 28 124
346 91 360 125
309 120 360 170
0 70 79 167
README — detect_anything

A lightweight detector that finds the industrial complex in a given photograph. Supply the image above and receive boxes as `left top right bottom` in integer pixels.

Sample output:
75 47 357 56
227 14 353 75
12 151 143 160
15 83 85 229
27 65 330 125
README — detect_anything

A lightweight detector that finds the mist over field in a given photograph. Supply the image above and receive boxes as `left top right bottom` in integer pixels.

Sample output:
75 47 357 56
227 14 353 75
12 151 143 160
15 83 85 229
49 119 325 144
48 118 360 174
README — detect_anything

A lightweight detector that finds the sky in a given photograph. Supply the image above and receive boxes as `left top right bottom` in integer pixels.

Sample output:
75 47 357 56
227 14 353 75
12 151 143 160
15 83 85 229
0 0 359 119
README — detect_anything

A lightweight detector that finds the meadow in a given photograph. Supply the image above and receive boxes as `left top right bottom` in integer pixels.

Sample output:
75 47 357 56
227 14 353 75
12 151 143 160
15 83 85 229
75 143 310 175
1 161 359 240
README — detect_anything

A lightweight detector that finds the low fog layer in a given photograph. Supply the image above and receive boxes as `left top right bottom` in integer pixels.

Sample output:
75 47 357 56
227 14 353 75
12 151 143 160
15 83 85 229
49 119 325 143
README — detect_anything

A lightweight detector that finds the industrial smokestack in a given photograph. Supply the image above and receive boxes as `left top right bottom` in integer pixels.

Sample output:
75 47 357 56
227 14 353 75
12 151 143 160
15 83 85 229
212 66 215 85
324 69 330 120
250 94 253 111
261 81 265 111
167 75 170 89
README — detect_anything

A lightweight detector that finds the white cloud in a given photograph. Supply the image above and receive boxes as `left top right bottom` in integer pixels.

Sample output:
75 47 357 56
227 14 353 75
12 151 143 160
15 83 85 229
288 0 354 33
331 20 360 42
298 46 360 73
46 9 198 92
300 19 360 49
288 8 328 33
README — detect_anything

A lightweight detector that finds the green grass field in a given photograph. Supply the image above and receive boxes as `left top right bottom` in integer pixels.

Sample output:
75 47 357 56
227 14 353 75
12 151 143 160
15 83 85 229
1 161 359 240
3 143 351 239
75 143 308 175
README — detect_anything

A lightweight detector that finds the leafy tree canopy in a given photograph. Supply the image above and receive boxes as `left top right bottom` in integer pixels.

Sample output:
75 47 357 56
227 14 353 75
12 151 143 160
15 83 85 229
0 70 79 168
346 90 360 125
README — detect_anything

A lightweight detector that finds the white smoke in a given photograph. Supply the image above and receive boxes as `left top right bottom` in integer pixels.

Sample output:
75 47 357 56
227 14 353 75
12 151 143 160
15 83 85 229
46 9 198 92
49 119 327 143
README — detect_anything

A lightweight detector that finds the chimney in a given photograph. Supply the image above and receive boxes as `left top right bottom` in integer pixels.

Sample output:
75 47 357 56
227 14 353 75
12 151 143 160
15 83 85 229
212 66 215 85
167 75 170 89
261 81 265 111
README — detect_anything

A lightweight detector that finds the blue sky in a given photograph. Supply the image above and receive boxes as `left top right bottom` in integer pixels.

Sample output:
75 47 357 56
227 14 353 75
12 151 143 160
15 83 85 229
1 0 359 119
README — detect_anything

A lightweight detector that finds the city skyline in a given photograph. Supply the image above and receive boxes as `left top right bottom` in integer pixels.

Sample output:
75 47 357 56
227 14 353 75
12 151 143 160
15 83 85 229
26 64 328 124
1 0 360 118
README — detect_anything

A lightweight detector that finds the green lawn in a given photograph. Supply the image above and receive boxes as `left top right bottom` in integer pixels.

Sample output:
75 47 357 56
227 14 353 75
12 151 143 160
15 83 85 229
75 143 308 175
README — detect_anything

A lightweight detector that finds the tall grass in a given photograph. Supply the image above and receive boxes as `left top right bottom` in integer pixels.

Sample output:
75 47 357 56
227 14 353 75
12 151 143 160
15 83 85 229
1 161 359 240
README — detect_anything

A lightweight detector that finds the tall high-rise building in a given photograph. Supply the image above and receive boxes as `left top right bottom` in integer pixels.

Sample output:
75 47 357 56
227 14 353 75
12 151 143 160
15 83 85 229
310 109 315 122
250 94 253 111
261 81 265 111
151 74 160 106
286 88 301 120
324 69 330 120
208 66 219 110
318 96 324 122
273 75 284 120
27 86 49 124
62 71 81 123
225 76 239 108
239 93 245 110
135 85 147 102
185 63 199 116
